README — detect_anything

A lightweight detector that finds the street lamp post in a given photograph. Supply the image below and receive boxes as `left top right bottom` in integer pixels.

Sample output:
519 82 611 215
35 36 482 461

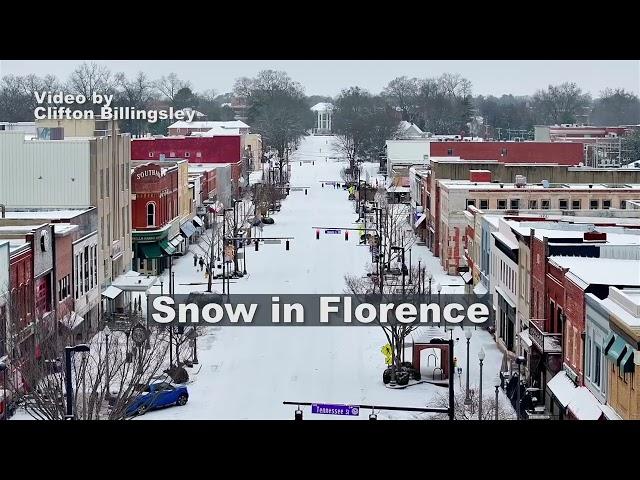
478 347 485 420
464 329 472 406
494 385 500 420
515 355 526 420
0 360 7 421
104 325 111 398
64 344 90 420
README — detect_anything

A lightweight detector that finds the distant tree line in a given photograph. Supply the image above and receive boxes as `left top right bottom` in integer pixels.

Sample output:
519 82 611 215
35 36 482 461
2 62 639 162
0 62 236 136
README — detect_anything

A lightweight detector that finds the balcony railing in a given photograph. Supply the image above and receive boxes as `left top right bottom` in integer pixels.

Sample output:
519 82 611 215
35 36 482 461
529 319 562 354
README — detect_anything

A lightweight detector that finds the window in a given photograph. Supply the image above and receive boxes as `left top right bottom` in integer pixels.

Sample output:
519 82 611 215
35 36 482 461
572 199 581 210
559 199 568 210
185 152 190 158
100 170 104 199
602 200 611 210
529 199 538 209
510 199 520 210
106 168 110 197
480 199 489 210
170 152 175 157
466 199 476 208
148 152 153 158
590 199 599 210
501 148 507 156
196 152 202 158
147 202 156 227
541 199 550 210
497 199 507 210
447 148 453 156
585 336 591 378
620 200 627 210
84 246 89 294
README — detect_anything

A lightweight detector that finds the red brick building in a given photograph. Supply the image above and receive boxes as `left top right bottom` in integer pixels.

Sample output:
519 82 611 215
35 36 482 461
430 141 584 165
131 163 179 231
131 135 243 197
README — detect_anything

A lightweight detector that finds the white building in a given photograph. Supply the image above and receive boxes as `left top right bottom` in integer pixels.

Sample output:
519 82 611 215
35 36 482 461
385 139 432 179
490 218 519 357
396 121 423 139
311 103 333 135
0 122 36 135
0 131 132 290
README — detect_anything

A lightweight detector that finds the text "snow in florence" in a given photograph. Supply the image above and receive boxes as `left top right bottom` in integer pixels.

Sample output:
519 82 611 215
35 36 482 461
148 294 493 327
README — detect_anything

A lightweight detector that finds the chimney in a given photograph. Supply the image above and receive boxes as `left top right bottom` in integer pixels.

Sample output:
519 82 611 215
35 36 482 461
584 231 607 242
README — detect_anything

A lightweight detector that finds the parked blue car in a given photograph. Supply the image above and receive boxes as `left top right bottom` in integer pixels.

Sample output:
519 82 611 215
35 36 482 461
126 381 189 417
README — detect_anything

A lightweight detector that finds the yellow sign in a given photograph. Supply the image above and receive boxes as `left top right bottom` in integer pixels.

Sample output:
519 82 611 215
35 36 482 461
381 344 393 365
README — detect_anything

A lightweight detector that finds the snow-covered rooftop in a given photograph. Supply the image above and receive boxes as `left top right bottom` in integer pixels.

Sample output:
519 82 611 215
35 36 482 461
0 224 77 235
1 208 93 220
440 180 640 191
548 256 640 286
168 120 249 130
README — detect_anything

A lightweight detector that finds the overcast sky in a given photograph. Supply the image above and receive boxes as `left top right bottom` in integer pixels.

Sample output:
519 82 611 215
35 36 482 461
1 60 638 98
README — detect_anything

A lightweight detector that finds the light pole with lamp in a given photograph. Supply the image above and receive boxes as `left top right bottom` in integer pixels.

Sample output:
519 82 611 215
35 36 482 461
64 344 90 420
103 325 111 398
464 328 472 406
494 385 500 420
478 347 485 420
0 360 7 420
515 355 526 420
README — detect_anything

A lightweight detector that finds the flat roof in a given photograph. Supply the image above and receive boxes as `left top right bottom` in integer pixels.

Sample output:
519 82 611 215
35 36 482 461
0 224 77 235
548 256 640 286
440 180 640 191
2 208 93 219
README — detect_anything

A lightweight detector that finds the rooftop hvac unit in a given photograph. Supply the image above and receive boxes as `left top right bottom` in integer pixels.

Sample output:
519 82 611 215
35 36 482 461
541 180 550 188
515 175 527 187
159 154 166 161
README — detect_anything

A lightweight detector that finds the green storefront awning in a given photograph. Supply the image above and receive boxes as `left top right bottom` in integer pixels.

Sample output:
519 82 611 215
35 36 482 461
139 243 165 259
621 348 635 373
159 240 176 256
605 336 627 364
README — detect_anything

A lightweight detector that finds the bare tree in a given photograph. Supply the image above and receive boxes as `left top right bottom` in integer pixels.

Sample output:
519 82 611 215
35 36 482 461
67 62 114 101
344 192 422 374
430 387 516 420
156 73 192 103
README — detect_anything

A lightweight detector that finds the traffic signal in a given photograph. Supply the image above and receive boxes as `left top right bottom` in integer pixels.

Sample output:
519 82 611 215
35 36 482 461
295 409 303 421
345 231 349 241
255 241 259 251
285 240 290 251
316 230 320 240
304 189 308 195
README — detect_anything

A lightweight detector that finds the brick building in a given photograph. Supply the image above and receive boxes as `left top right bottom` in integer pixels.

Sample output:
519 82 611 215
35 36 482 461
131 135 243 198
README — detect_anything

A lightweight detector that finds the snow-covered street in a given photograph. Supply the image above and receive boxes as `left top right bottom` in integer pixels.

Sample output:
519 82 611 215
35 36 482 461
139 135 505 420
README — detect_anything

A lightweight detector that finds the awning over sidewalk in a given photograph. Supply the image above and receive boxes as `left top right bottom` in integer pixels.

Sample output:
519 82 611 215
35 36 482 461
159 240 176 256
547 370 578 408
170 235 184 248
605 335 627 364
567 386 604 420
180 221 197 238
519 329 533 348
60 312 85 331
460 271 472 284
414 214 427 229
599 404 622 420
139 243 165 259
473 282 488 295
192 216 205 228
101 285 123 300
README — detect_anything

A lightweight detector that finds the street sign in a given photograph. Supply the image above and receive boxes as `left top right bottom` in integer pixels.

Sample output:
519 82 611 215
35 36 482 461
324 229 341 234
311 403 360 416
263 239 281 244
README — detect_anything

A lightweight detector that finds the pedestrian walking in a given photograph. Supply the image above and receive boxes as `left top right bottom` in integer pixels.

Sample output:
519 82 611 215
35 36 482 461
199 256 205 272
193 253 198 268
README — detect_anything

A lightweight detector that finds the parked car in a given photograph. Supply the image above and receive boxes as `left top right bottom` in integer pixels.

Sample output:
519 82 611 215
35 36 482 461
125 381 189 417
